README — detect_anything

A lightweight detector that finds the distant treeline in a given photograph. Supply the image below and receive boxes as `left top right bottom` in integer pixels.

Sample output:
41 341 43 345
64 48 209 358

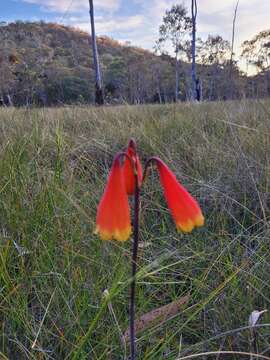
0 21 269 106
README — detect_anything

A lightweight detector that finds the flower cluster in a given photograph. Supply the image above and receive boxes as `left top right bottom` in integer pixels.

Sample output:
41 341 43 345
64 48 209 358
95 139 204 241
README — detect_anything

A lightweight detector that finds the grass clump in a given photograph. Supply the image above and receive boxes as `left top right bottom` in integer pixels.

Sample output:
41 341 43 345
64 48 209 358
0 100 270 359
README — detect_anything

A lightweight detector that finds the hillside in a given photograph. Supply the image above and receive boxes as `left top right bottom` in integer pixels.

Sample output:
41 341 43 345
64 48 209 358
0 21 178 105
0 21 268 106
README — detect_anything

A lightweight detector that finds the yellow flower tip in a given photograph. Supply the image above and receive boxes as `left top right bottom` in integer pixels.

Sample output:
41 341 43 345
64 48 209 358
195 213 205 227
176 213 205 233
94 226 109 241
177 219 195 233
114 226 132 242
95 225 132 242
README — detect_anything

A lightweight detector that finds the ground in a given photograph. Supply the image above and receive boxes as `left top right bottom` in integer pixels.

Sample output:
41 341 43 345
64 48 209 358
0 101 270 359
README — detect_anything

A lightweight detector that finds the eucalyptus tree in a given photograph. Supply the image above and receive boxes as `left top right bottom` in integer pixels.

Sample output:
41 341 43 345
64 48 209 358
241 29 270 73
242 29 270 97
157 4 192 101
197 35 231 100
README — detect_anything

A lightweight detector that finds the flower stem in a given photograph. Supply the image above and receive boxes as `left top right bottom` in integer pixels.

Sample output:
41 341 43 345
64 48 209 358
130 173 140 360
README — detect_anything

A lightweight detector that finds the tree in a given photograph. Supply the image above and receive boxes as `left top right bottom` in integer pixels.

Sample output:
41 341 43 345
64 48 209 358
241 29 270 97
157 4 192 101
191 0 200 101
89 0 104 105
197 35 230 100
0 53 16 106
241 30 270 73
104 56 128 102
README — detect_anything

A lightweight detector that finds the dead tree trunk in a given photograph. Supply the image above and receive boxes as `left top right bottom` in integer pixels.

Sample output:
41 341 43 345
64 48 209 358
229 0 240 99
6 94 13 106
175 54 179 102
89 0 104 105
191 0 199 101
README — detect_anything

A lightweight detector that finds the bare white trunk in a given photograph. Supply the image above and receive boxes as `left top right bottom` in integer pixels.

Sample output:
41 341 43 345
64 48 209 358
229 0 240 99
89 0 104 105
191 0 198 101
175 54 179 101
7 94 13 106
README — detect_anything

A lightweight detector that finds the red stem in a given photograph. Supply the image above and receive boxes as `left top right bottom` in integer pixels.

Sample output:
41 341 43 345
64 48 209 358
130 172 140 360
129 139 140 360
129 143 155 359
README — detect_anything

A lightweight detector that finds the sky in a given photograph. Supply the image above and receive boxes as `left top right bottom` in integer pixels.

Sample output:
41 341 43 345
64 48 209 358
2 0 270 71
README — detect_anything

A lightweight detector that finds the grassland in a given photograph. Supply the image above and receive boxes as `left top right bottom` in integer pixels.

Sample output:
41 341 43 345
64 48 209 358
0 100 270 359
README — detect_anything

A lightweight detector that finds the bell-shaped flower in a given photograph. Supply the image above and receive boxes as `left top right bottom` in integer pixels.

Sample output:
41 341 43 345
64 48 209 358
122 139 143 195
95 155 132 241
156 159 204 233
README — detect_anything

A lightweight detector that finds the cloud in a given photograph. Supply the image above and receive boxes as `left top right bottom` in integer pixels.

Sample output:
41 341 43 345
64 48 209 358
195 0 270 62
20 0 270 66
22 0 121 13
73 14 144 35
131 0 270 59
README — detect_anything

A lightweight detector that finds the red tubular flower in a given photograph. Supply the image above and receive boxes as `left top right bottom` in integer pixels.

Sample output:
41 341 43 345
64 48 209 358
95 155 132 241
155 158 204 233
122 139 143 195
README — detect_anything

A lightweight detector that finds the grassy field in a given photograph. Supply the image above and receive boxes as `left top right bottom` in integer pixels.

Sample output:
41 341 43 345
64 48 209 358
0 100 270 359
